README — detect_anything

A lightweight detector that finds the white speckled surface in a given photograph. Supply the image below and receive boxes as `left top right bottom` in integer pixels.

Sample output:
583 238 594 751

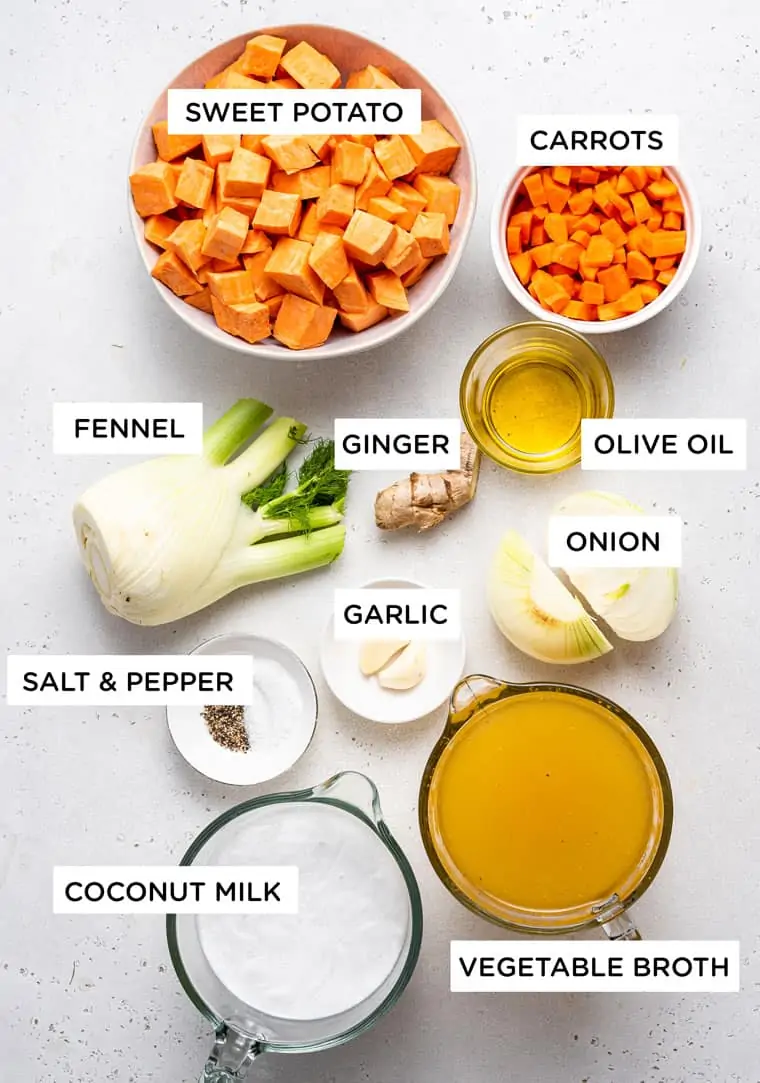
2 1 758 1080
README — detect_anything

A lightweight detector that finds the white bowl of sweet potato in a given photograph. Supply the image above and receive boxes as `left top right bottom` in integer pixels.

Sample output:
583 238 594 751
129 25 476 358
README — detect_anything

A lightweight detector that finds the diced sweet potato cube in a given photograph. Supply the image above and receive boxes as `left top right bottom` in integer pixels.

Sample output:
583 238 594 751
339 299 389 331
241 229 272 256
241 135 265 155
305 133 333 161
184 287 213 313
297 202 321 243
273 293 338 349
343 210 394 265
215 71 265 90
261 135 319 174
265 294 285 319
211 295 270 343
346 64 399 90
412 174 460 225
201 206 249 261
226 147 271 198
144 214 178 249
265 237 325 304
402 119 460 175
387 180 426 229
202 135 240 168
216 163 261 219
383 225 423 277
411 211 449 257
205 59 248 89
401 256 433 288
333 265 369 312
243 251 284 301
166 219 209 273
175 158 215 210
308 231 350 289
597 264 631 303
332 141 371 186
206 268 256 305
253 190 302 236
266 77 300 90
366 196 405 223
367 270 409 312
374 135 417 181
355 157 392 211
280 41 341 89
151 122 202 162
316 184 355 228
238 34 287 79
151 250 204 296
130 161 178 217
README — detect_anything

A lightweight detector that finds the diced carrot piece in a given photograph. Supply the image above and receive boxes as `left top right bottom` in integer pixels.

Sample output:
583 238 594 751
579 280 604 305
616 174 635 195
568 188 594 215
600 218 627 248
552 241 582 270
597 264 631 302
523 172 548 206
647 210 663 231
657 268 676 285
532 205 548 221
654 256 676 271
553 273 577 295
544 213 568 243
585 235 615 267
614 247 627 264
577 167 600 185
510 252 534 284
576 213 601 234
647 179 678 201
563 299 595 320
552 165 572 185
562 213 581 233
636 229 657 259
570 229 591 248
646 166 664 181
507 226 522 254
544 174 571 213
638 282 661 303
532 269 570 312
626 224 649 252
662 194 685 214
662 211 682 230
598 301 624 321
617 287 644 314
578 250 598 281
622 165 648 191
630 191 652 223
509 210 533 245
627 250 655 281
650 230 687 257
530 242 556 268
530 224 547 246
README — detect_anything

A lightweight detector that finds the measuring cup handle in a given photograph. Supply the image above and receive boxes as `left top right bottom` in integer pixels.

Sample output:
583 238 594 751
200 1027 262 1082
601 912 642 941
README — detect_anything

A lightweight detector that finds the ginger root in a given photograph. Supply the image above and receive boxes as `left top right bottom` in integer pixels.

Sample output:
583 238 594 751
374 432 481 531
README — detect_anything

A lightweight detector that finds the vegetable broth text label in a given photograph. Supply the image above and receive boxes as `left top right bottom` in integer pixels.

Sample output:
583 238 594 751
334 588 462 642
516 115 679 165
581 419 747 471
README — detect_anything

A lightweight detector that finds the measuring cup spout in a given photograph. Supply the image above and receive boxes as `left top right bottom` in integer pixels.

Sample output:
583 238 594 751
447 674 509 729
200 1026 262 1082
312 770 384 826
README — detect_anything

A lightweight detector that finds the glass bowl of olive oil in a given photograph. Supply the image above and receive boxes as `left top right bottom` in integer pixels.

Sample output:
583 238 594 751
460 322 615 474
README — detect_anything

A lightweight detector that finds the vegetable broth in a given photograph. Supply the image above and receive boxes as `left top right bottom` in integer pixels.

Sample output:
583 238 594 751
429 691 663 913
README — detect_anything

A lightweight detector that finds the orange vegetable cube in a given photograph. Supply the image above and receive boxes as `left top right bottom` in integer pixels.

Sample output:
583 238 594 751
552 165 572 185
265 238 325 305
355 157 392 211
346 64 399 90
647 210 663 231
211 296 270 343
597 302 623 321
151 250 204 296
578 250 598 281
579 280 604 305
577 167 600 185
401 256 433 288
339 300 389 332
530 241 555 268
615 174 635 195
638 282 661 303
201 206 249 261
552 242 582 271
410 211 450 257
600 217 627 248
331 141 371 186
304 134 333 161
202 135 240 168
654 256 676 271
627 250 655 281
663 211 682 230
567 188 594 216
308 231 351 289
657 268 676 285
297 202 321 244
530 224 547 247
333 265 369 312
410 175 459 227
533 205 548 221
510 252 533 285
523 172 548 207
630 191 653 223
205 268 256 305
225 147 271 198
374 135 417 181
240 229 272 256
130 161 178 217
576 213 601 234
507 226 522 254
563 300 595 320
570 229 591 249
151 122 202 162
387 180 426 230
401 119 460 175
616 287 644 314
509 210 533 245
585 235 615 267
622 165 648 191
184 287 213 313
273 294 337 349
662 194 685 214
647 179 678 201
613 247 626 264
242 252 282 301
544 213 568 244
238 34 287 79
343 210 395 265
175 157 215 209
253 190 302 236
597 264 631 303
166 219 209 273
544 175 571 214
532 269 570 313
650 230 687 257
316 183 355 228
383 225 423 278
366 269 409 312
144 214 178 249
280 40 341 89
261 135 318 174
366 196 405 223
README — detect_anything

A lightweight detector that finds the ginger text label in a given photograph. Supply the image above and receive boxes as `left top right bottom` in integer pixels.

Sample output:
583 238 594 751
334 418 461 471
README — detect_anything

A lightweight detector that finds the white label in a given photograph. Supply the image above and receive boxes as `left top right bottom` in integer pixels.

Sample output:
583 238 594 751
582 419 747 471
167 89 422 135
53 866 298 914
547 515 682 568
334 418 461 471
516 114 678 165
6 656 254 706
333 588 461 641
53 403 203 455
451 941 740 993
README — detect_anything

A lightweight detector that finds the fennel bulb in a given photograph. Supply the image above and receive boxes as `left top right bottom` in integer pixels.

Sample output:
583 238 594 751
73 399 350 626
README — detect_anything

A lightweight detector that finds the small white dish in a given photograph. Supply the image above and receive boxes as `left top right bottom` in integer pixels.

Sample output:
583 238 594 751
167 633 317 785
320 577 466 725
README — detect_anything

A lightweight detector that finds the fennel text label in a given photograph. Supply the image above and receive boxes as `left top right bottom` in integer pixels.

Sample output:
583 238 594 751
53 403 204 455
581 419 747 471
334 418 461 471
451 941 740 993
167 90 421 136
547 515 682 568
334 588 462 642
6 655 254 706
516 114 679 165
53 866 298 915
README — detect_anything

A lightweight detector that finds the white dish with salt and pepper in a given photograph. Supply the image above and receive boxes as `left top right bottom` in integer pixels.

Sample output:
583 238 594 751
320 577 467 725
166 633 317 785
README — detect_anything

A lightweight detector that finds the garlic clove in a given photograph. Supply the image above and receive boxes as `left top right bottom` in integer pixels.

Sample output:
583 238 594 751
359 639 410 676
377 642 427 690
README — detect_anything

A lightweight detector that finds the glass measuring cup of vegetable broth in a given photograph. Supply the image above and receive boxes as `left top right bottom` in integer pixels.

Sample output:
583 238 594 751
460 322 614 473
168 772 421 1081
419 675 672 938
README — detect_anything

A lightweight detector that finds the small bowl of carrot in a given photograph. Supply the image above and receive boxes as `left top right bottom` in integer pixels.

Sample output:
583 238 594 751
491 164 700 332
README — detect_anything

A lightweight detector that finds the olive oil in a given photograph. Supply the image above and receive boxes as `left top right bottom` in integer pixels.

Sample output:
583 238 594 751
483 350 584 455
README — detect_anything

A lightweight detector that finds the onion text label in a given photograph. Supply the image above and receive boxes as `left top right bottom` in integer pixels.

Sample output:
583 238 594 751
334 418 461 471
6 655 254 706
516 114 678 165
547 515 682 568
334 589 462 642
53 402 203 455
53 866 298 915
451 941 740 993
168 89 422 136
581 419 747 471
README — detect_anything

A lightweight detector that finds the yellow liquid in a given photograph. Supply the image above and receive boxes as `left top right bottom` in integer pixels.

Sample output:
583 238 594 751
430 692 661 914
484 357 583 455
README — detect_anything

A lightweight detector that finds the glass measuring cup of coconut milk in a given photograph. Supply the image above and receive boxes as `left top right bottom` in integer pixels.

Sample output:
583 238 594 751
168 772 422 1080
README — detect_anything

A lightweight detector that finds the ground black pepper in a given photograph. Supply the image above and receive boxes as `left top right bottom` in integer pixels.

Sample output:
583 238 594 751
202 704 250 752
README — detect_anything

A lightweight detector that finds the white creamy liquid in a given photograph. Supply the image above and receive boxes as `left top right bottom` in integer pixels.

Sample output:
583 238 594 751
197 802 411 1020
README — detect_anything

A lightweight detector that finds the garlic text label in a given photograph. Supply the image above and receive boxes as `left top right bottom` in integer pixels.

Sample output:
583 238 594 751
451 941 739 993
6 655 253 706
334 418 461 470
168 90 422 136
53 866 298 915
53 403 204 454
334 589 461 642
516 114 678 165
548 516 682 568
581 419 747 471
